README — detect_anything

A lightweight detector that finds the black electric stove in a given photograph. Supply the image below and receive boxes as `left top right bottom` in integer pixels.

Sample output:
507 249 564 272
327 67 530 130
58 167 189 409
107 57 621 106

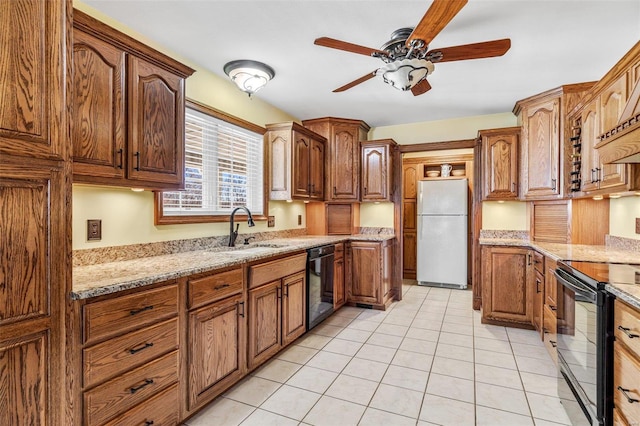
559 260 640 288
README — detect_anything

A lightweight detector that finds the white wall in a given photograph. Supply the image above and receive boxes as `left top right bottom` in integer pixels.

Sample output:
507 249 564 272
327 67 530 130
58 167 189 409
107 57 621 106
609 196 640 240
360 203 395 228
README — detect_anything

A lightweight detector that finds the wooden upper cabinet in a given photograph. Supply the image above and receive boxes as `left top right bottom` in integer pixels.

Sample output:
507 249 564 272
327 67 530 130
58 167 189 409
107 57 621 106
266 122 326 201
597 73 629 190
402 163 418 200
72 10 194 190
479 127 519 200
580 100 600 192
302 117 370 201
361 139 396 202
0 0 67 160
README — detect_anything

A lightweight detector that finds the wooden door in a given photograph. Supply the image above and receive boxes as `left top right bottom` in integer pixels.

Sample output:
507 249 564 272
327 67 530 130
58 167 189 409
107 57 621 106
72 29 126 181
282 272 306 346
292 133 310 199
361 144 388 201
248 281 281 369
309 137 325 200
127 56 184 187
581 100 601 192
482 247 533 325
0 166 66 425
334 246 346 309
330 124 360 201
482 131 518 199
522 98 561 199
348 242 380 304
598 74 629 190
188 294 245 409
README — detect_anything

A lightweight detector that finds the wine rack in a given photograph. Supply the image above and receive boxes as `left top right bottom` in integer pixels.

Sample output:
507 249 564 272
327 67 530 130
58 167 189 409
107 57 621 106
569 117 582 193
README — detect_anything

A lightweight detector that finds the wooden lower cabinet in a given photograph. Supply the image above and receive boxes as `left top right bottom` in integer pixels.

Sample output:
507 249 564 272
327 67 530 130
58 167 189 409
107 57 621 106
403 231 417 279
533 269 544 333
613 299 640 426
282 272 306 346
347 240 394 310
481 246 534 327
334 243 346 309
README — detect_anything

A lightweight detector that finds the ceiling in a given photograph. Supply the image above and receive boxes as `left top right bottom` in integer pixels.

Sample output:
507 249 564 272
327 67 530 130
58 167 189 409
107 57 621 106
84 0 640 128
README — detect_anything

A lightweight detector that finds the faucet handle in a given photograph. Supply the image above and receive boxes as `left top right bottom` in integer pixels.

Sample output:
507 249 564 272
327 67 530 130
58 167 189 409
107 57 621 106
243 236 255 245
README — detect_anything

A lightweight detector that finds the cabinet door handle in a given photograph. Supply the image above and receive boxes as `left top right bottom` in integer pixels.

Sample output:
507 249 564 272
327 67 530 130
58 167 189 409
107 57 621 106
134 151 141 171
617 386 639 404
117 148 123 169
130 305 153 316
618 325 640 339
214 283 230 291
551 178 557 192
333 187 336 196
550 340 557 348
536 279 541 293
144 422 154 426
549 305 557 311
527 253 532 266
128 342 154 355
596 167 601 183
512 182 516 193
284 283 289 297
364 187 368 195
277 286 282 300
238 301 245 318
129 378 154 394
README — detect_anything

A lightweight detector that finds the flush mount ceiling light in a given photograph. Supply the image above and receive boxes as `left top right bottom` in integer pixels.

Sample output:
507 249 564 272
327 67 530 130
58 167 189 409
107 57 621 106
377 57 434 91
224 60 275 97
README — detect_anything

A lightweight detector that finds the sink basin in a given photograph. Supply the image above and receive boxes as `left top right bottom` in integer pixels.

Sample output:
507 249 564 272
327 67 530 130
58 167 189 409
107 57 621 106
255 242 289 248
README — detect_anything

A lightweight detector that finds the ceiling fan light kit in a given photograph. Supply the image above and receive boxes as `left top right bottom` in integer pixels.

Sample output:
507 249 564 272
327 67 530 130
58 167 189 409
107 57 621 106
378 58 434 91
223 59 275 97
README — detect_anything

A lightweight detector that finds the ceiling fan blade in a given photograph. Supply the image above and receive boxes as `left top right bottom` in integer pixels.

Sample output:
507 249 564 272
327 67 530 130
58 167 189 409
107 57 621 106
428 39 511 62
315 37 386 57
333 71 377 92
411 79 432 96
408 0 468 47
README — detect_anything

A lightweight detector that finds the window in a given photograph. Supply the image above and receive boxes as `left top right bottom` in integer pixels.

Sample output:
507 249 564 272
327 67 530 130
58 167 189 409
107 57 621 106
155 100 266 224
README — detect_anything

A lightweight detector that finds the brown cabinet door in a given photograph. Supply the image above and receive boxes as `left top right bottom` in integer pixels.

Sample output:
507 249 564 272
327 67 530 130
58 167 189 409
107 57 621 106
545 257 558 309
128 56 185 186
348 242 380 304
292 133 310 198
248 281 281 369
282 272 306 346
0 0 66 160
598 74 629 191
533 270 544 332
188 294 245 409
581 100 601 192
334 255 346 309
482 130 519 200
330 124 360 201
72 29 126 180
403 232 417 279
522 98 561 199
482 247 533 325
402 163 418 200
309 137 325 200
361 144 388 201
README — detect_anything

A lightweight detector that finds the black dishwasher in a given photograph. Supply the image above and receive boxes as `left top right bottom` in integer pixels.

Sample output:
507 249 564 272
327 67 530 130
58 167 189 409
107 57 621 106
306 245 335 330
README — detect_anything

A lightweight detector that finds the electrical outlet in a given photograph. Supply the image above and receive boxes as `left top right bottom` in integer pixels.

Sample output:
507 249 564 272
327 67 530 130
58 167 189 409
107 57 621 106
87 219 102 241
297 214 302 225
267 216 275 227
636 218 640 234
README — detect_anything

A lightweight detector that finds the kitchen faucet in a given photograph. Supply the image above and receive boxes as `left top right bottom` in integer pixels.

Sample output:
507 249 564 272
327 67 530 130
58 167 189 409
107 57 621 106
228 206 255 247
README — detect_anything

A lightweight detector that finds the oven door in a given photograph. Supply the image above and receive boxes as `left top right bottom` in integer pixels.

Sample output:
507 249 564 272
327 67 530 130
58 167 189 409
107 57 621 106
555 268 605 426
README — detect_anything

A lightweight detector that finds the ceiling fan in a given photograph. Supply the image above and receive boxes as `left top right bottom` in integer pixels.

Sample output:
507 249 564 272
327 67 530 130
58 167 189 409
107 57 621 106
314 0 511 96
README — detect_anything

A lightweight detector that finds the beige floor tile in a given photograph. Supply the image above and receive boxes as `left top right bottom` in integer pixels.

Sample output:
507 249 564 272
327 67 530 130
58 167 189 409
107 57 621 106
382 364 429 392
333 306 365 319
476 382 530 416
354 343 397 364
475 364 523 390
381 315 414 327
399 337 437 355
507 328 545 345
358 407 416 426
285 365 338 394
440 322 474 336
475 348 518 369
335 327 373 343
224 376 282 407
515 355 558 377
526 393 572 424
445 307 473 318
342 357 389 382
310 323 343 338
306 350 352 373
240 408 299 426
391 349 433 371
520 372 559 396
473 325 509 341
511 342 550 359
437 330 474 347
533 418 571 426
411 318 443 331
419 393 475 425
325 374 379 405
405 327 440 342
375 323 409 337
436 343 474 362
474 336 514 354
475 406 535 426
323 315 354 327
259 384 321 420
187 397 255 426
294 333 331 350
426 373 475 403
369 383 423 418
431 356 475 380
346 319 380 332
278 344 319 364
322 337 363 356
366 332 403 349
302 395 366 426
443 314 474 326
254 359 302 383
357 309 388 323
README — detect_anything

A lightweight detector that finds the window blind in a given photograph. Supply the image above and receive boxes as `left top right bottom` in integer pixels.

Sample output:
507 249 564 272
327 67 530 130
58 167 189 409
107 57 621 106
162 107 264 216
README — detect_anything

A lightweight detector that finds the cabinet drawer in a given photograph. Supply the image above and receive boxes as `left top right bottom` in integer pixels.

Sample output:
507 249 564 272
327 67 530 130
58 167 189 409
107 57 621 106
615 300 640 357
613 342 640 426
542 304 557 365
188 267 243 309
103 383 179 426
249 253 307 288
84 350 178 426
83 318 178 388
83 283 178 344
533 251 545 273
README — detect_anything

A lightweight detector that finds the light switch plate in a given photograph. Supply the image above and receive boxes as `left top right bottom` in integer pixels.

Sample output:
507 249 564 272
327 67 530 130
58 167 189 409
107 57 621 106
87 219 102 241
267 216 275 227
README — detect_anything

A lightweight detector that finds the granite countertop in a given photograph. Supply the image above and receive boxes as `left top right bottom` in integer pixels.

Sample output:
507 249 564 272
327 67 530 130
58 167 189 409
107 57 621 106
72 234 395 300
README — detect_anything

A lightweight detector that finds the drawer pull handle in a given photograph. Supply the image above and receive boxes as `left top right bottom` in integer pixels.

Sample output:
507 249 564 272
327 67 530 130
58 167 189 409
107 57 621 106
617 386 639 404
550 340 557 348
144 422 154 426
214 283 230 291
130 305 154 316
618 325 640 339
117 148 123 169
134 151 141 171
129 378 154 394
129 342 154 355
549 305 557 311
238 301 245 318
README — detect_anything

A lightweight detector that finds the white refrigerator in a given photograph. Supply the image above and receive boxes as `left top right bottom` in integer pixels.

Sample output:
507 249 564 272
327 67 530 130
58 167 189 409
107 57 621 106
416 178 468 289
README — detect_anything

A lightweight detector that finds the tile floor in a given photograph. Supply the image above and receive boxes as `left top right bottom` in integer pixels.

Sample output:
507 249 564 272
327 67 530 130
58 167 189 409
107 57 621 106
184 282 572 426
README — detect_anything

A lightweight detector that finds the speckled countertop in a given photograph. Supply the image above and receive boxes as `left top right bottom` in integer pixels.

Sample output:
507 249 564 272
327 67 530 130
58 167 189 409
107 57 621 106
480 237 640 309
72 234 395 300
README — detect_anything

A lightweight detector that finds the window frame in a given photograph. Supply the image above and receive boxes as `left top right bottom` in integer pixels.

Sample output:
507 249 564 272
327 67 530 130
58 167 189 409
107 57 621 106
154 99 268 225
